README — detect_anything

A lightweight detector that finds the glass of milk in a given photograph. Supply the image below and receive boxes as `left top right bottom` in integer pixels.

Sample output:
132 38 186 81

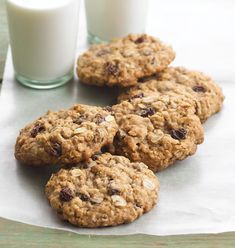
6 0 80 89
85 0 149 43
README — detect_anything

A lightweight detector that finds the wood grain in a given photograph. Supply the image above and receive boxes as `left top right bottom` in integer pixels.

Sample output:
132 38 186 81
0 218 235 248
0 0 235 247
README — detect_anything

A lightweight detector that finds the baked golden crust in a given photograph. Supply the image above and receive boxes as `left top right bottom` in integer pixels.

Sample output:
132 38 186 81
112 94 204 172
77 34 175 87
45 153 159 227
118 67 224 122
15 105 118 166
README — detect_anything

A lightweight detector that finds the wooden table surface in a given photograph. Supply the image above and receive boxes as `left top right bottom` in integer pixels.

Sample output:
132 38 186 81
0 1 235 247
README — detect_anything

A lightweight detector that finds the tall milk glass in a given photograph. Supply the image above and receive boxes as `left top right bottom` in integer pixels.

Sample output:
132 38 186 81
85 0 149 43
6 0 80 89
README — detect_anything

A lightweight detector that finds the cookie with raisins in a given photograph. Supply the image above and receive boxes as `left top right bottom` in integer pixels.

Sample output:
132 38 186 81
45 153 159 227
15 105 118 166
118 67 224 122
112 94 204 172
77 34 175 87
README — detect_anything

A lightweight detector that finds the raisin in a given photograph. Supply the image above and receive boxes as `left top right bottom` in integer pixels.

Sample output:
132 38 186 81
101 146 109 153
103 106 112 112
77 193 90 201
49 142 62 157
103 106 114 115
135 202 142 208
96 49 110 56
138 75 156 83
132 93 144 99
60 187 73 202
135 36 146 44
170 128 187 140
94 114 105 124
30 123 45 138
192 85 206 93
91 155 98 161
107 188 120 196
105 62 119 76
91 152 102 161
139 107 156 117
73 114 85 125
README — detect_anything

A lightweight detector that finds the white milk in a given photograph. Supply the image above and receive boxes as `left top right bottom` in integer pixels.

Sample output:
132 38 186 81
85 0 149 42
6 0 80 88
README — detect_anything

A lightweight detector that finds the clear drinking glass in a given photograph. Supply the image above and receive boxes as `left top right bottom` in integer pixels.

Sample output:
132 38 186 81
85 0 149 44
6 0 80 89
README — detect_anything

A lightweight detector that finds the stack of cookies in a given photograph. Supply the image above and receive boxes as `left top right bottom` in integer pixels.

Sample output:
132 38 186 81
15 34 224 228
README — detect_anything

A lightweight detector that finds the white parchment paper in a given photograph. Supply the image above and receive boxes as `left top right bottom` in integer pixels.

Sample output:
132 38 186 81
1 0 235 235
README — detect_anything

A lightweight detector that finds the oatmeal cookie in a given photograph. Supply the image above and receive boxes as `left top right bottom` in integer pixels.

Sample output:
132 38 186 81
118 67 224 122
77 34 175 87
45 153 159 227
15 105 118 166
112 94 204 172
